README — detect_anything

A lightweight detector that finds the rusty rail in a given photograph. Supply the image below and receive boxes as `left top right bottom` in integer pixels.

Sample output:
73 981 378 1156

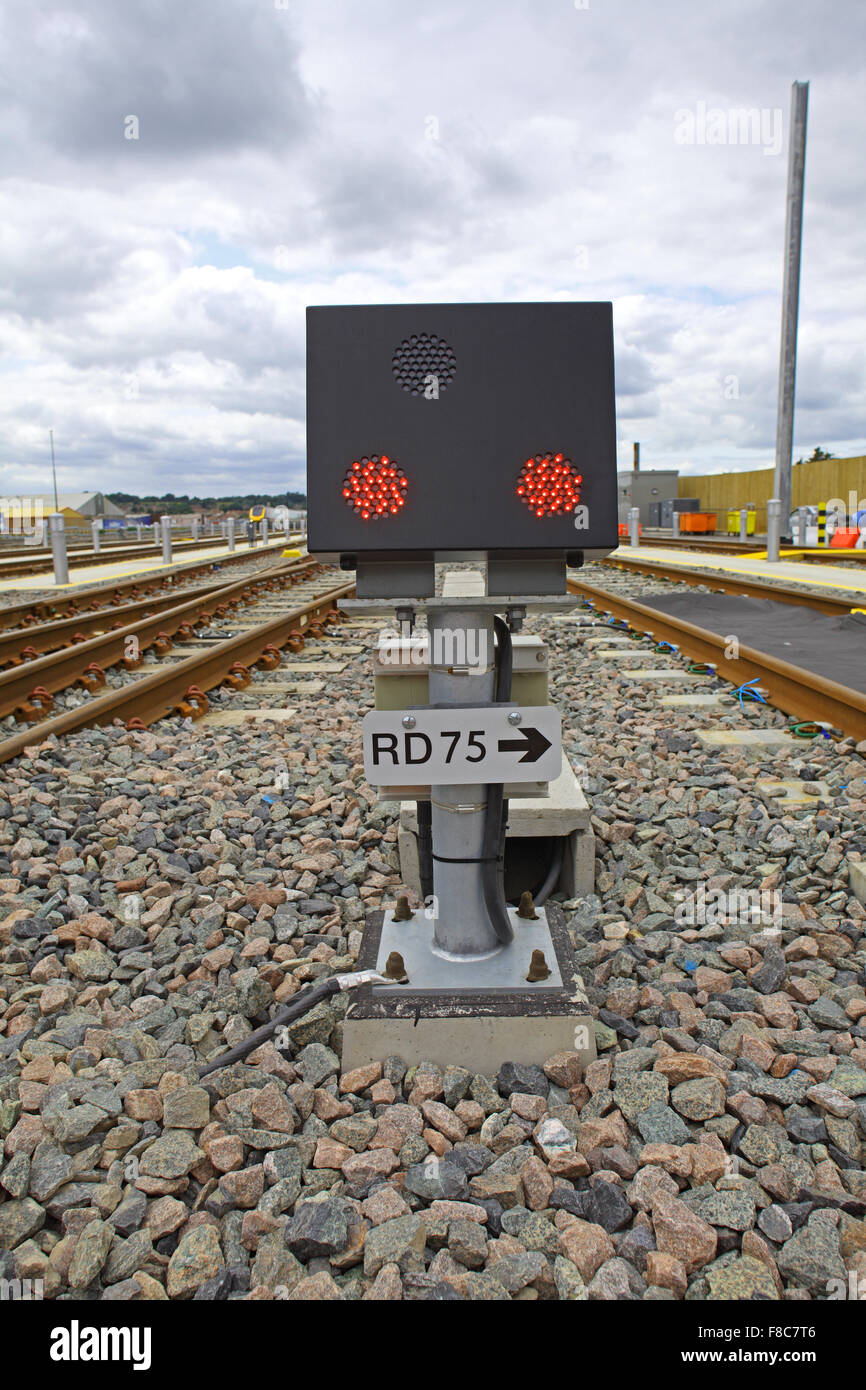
567 578 866 740
0 581 355 765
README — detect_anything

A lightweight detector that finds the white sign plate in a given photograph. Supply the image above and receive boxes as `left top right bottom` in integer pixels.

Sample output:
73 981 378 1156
362 705 562 785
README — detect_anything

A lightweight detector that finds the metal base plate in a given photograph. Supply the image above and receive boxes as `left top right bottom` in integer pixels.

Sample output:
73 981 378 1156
375 906 564 994
342 903 595 1074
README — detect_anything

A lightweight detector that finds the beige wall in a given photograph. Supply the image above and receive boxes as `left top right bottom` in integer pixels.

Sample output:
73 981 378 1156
679 455 866 532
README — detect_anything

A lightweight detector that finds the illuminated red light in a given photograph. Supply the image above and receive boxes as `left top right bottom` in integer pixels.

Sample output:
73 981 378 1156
516 452 581 518
342 454 408 521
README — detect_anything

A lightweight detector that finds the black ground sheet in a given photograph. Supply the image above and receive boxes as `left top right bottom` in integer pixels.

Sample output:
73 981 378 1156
639 591 866 694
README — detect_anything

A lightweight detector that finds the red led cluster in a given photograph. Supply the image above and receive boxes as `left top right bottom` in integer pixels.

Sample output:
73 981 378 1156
341 455 408 521
516 453 582 517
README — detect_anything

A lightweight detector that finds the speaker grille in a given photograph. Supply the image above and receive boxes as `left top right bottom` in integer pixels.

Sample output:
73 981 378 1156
391 333 457 396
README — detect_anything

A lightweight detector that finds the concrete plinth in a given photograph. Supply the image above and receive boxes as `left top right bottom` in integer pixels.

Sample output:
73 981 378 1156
341 903 595 1074
397 757 594 900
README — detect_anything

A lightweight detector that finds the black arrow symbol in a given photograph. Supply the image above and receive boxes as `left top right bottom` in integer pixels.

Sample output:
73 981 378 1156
497 726 552 763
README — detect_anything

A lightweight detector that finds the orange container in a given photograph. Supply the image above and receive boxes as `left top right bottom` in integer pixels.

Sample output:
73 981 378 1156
830 528 860 548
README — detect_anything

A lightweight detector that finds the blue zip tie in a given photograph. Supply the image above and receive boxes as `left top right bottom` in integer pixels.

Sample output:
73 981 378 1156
733 677 768 710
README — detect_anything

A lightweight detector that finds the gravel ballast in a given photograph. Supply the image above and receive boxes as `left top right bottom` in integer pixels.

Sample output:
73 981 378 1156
0 560 864 1301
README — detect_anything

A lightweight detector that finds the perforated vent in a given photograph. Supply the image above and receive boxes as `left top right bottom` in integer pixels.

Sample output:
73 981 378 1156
392 333 456 396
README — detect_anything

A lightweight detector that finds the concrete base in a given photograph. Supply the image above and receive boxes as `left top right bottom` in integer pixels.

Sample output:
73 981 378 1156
755 778 832 808
697 729 800 748
341 903 595 1074
397 757 595 900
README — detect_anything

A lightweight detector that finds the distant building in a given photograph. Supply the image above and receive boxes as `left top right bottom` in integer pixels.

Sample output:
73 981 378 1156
21 492 126 520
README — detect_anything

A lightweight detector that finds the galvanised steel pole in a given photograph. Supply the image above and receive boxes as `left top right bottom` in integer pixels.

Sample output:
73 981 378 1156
773 81 809 544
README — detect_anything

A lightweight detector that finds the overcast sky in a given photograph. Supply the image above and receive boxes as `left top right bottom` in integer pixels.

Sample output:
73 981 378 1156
1 0 864 501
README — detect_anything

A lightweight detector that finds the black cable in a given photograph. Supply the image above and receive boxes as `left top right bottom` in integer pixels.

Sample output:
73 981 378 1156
533 837 565 907
481 615 515 945
417 799 433 900
197 976 341 1078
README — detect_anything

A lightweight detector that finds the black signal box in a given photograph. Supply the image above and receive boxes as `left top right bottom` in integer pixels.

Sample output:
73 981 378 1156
305 302 617 561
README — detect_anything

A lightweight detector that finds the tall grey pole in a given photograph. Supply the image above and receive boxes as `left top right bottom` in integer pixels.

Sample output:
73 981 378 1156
773 80 809 543
49 429 59 514
91 520 101 553
160 516 172 564
227 517 235 551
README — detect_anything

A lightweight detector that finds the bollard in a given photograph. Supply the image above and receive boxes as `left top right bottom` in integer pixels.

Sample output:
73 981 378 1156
817 504 827 546
191 518 199 541
766 498 781 563
739 508 748 544
261 518 269 545
247 521 255 548
152 523 160 546
160 516 172 565
628 507 640 547
796 506 808 546
672 510 680 538
49 513 69 586
227 517 235 551
91 520 101 553
220 520 227 540
136 525 142 543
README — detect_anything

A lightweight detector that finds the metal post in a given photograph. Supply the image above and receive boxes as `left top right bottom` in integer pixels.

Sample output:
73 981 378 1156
160 516 172 564
261 517 269 545
766 498 781 563
628 506 640 547
247 521 255 548
227 518 235 551
739 508 748 544
91 520 101 553
428 606 500 956
136 525 142 543
152 523 160 546
220 520 227 540
817 503 827 545
773 81 809 543
49 513 68 585
191 517 199 541
672 509 680 538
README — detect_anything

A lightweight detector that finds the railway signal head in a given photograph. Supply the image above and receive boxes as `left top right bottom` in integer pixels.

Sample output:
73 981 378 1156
306 302 617 564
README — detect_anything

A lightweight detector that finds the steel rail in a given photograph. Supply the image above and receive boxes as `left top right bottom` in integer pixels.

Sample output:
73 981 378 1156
0 538 306 631
566 577 866 740
0 561 327 719
0 557 322 665
0 580 355 765
598 555 861 615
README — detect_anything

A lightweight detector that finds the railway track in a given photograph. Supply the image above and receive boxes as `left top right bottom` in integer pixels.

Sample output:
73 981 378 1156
0 556 324 667
0 531 298 580
0 535 306 630
0 566 354 765
567 575 866 740
600 554 863 614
